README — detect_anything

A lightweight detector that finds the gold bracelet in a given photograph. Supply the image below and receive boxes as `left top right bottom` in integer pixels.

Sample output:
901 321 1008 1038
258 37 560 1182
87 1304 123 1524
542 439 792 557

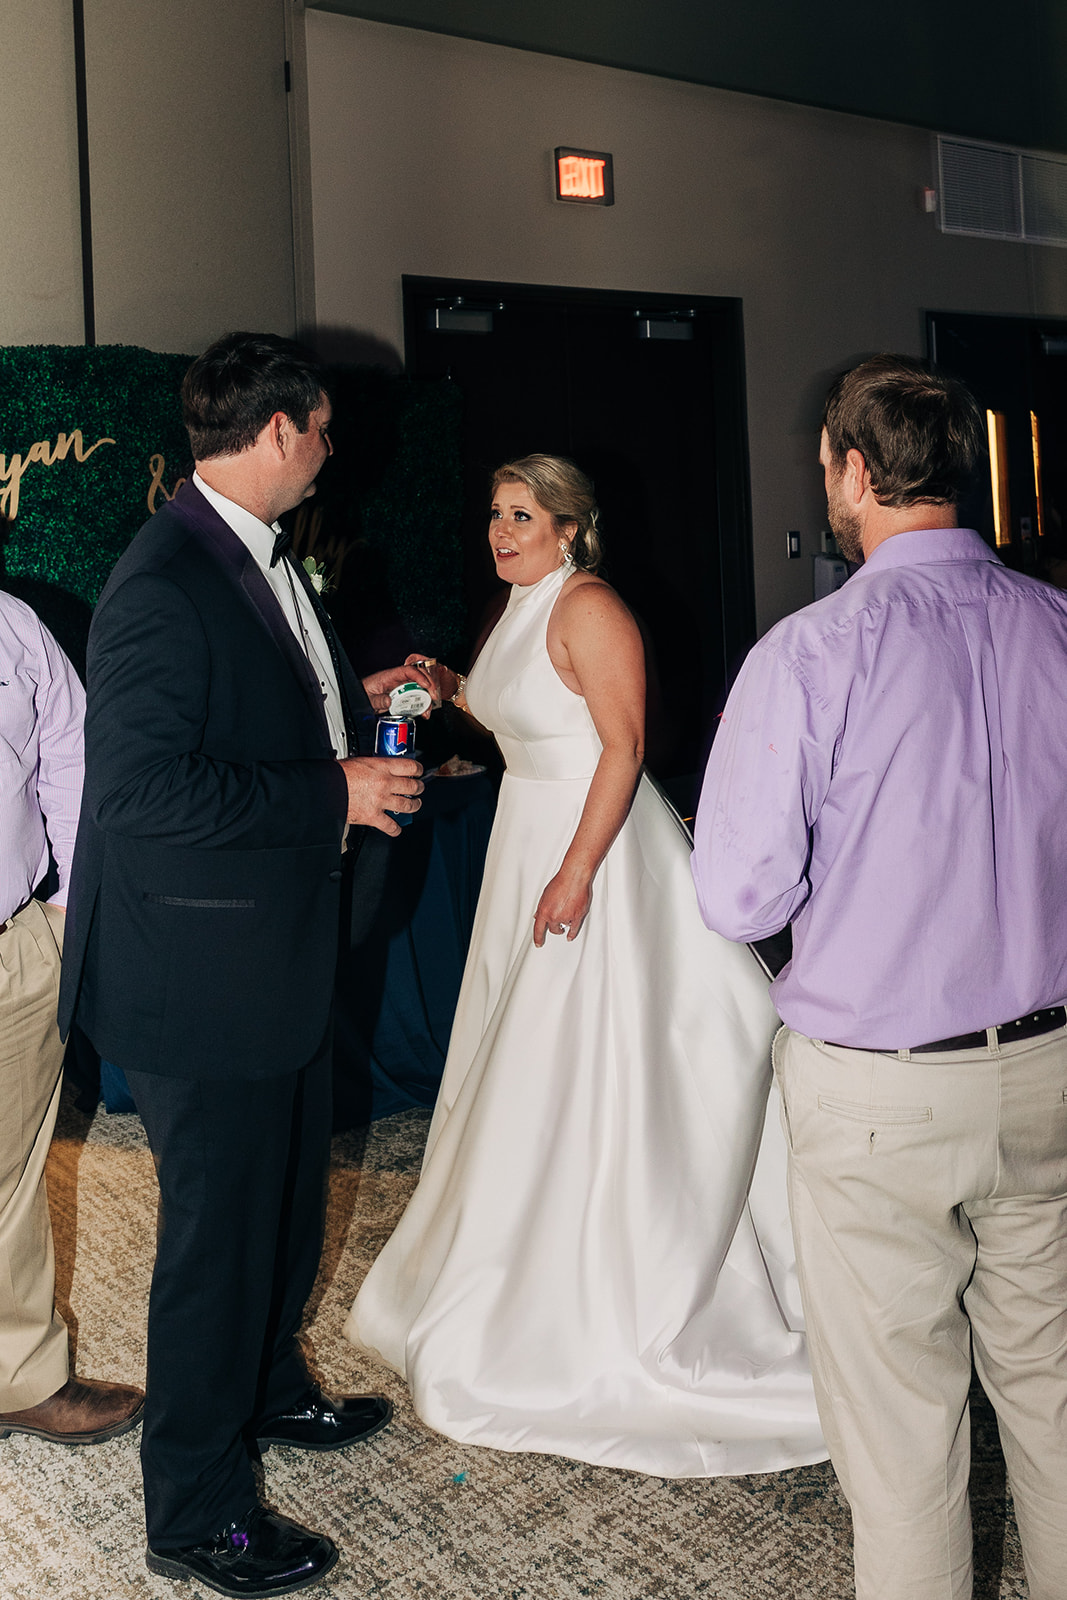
451 672 467 704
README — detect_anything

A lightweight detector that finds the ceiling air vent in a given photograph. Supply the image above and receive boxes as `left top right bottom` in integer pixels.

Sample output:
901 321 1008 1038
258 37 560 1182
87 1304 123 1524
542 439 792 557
937 136 1067 248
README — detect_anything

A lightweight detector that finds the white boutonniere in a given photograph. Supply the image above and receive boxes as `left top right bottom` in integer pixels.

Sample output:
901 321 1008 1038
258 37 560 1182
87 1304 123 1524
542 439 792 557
302 556 332 597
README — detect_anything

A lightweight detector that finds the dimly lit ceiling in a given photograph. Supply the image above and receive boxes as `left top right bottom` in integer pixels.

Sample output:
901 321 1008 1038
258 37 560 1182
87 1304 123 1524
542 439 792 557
309 0 1067 155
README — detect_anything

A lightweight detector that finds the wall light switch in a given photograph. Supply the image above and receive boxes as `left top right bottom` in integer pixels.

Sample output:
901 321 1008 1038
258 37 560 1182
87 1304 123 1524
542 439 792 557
787 530 801 559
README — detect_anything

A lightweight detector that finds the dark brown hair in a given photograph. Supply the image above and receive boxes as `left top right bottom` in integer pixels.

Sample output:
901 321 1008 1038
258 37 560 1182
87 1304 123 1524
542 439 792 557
491 455 602 574
822 354 984 507
182 331 326 460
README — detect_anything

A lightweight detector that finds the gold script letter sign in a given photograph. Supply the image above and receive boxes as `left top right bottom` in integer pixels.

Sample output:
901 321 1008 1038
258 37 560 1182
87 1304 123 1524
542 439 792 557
0 430 116 520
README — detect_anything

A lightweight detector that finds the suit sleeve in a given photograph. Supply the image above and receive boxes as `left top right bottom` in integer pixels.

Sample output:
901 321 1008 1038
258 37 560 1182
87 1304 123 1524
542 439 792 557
84 570 347 850
690 642 835 941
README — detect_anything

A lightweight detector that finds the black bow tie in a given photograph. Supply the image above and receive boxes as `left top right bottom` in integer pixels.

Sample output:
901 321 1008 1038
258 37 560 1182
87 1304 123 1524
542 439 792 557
269 527 292 567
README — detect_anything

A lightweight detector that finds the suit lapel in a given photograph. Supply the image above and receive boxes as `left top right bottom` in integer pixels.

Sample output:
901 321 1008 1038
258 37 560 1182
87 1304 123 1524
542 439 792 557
170 481 333 740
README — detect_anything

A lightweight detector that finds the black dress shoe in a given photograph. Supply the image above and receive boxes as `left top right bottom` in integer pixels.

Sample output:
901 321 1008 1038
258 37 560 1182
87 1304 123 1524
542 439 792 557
255 1387 392 1452
146 1504 337 1597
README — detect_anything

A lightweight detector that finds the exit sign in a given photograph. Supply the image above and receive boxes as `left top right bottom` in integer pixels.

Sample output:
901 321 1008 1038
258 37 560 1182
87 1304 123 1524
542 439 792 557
555 147 614 206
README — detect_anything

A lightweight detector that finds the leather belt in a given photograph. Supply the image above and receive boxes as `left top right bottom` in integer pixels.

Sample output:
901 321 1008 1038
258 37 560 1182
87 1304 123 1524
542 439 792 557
0 897 32 935
829 1008 1067 1054
908 1007 1066 1054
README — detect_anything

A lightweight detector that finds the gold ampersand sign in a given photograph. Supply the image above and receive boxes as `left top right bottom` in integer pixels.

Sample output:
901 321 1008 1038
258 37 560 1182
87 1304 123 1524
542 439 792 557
147 453 187 514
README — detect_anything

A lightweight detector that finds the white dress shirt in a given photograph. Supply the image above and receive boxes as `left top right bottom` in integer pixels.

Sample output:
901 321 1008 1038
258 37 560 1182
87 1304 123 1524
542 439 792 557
193 473 348 757
0 592 85 922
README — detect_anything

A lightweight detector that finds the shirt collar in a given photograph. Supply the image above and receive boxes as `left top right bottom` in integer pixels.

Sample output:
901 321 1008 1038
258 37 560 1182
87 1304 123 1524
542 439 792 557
860 526 1000 574
192 471 282 570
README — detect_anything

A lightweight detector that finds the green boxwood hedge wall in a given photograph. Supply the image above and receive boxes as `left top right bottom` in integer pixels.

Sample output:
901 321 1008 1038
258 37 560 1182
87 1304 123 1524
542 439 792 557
0 344 464 674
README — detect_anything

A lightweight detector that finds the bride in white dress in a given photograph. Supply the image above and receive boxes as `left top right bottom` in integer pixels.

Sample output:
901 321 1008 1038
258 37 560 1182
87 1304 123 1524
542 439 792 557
344 455 825 1477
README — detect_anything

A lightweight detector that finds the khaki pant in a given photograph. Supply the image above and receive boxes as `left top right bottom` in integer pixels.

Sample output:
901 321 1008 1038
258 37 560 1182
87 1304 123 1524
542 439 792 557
774 1024 1067 1600
0 899 69 1410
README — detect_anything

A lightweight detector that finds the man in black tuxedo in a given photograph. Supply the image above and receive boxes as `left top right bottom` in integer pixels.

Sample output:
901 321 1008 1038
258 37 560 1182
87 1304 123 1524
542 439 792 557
60 333 426 1596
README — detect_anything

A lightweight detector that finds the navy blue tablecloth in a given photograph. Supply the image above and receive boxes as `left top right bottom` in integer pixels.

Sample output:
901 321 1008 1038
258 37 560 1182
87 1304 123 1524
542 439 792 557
331 769 496 1124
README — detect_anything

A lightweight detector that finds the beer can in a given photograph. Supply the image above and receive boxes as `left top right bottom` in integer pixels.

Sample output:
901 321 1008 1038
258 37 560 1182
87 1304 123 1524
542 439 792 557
375 716 415 757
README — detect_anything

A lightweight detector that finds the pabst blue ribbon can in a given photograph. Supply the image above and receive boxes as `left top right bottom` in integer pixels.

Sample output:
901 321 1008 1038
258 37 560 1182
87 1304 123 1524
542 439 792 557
375 715 415 757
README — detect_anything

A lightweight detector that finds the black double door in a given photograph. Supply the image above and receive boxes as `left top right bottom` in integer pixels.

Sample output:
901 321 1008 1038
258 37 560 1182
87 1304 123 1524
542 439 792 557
403 277 754 784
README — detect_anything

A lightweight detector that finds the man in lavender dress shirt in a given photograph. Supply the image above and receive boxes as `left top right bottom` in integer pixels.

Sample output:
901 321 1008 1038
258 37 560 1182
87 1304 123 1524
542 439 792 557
692 355 1067 1600
0 592 144 1445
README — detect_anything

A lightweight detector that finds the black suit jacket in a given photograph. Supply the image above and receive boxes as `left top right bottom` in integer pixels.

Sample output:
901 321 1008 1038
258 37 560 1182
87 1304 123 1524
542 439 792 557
59 480 373 1080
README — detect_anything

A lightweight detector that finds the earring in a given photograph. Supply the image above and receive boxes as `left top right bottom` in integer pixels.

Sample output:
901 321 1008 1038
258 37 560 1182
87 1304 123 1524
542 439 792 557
559 539 572 565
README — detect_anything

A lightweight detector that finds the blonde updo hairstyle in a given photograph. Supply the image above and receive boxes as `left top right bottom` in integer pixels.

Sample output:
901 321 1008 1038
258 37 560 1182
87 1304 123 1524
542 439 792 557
491 454 603 575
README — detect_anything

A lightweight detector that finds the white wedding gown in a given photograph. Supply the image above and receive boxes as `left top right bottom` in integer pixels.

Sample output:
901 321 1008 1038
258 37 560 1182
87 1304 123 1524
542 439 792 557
345 562 826 1477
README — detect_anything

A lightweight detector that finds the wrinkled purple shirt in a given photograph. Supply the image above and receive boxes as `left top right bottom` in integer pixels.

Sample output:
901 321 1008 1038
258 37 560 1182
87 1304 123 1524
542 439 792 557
0 592 85 923
692 527 1067 1047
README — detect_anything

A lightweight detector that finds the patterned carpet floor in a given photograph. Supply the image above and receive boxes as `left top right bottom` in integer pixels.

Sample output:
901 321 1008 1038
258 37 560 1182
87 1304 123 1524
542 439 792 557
0 1090 1029 1599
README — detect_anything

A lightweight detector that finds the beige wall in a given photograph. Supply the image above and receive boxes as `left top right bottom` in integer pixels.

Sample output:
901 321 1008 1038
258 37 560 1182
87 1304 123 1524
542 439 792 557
83 0 297 353
1 0 298 356
1 0 84 345
4 3 1065 627
304 11 1067 630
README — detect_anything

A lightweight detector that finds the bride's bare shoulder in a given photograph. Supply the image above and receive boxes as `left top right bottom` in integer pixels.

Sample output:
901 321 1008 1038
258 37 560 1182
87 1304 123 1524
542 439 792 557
559 570 630 612
553 572 639 641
